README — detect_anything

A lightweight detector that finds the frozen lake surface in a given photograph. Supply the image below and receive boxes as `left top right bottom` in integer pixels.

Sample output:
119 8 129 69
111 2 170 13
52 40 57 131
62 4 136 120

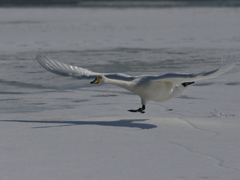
0 7 240 180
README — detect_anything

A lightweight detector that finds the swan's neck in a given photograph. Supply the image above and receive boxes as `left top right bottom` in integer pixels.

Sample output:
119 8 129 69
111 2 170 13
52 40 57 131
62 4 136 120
104 78 133 91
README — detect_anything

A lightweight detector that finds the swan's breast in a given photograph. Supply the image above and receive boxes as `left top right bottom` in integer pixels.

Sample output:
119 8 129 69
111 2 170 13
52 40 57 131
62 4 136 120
133 81 174 102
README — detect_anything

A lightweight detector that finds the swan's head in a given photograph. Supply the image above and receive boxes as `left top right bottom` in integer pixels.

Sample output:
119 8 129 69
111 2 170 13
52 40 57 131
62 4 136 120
90 75 107 84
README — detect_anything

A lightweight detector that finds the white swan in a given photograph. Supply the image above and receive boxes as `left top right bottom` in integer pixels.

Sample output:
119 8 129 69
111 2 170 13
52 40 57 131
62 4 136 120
36 55 236 113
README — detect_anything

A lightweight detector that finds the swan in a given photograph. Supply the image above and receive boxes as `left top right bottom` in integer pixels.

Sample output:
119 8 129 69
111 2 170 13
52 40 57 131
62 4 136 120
36 55 236 113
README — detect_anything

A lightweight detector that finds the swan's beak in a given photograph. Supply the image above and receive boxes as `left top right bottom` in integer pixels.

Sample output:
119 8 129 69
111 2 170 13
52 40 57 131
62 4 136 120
90 77 101 84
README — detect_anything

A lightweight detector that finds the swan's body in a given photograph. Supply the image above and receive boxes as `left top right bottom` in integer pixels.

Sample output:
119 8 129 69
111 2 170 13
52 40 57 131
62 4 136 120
36 55 236 113
101 76 183 102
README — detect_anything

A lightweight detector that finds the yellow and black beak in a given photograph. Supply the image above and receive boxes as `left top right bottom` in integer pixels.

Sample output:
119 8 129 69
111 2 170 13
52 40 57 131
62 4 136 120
90 76 101 84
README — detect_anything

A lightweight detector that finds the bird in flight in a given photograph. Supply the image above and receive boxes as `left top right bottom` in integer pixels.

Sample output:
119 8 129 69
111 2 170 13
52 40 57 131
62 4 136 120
36 55 235 113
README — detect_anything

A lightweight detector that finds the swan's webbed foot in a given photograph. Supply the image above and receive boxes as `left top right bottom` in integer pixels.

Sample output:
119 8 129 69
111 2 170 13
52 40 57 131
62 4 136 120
128 105 145 114
182 82 195 87
128 108 145 113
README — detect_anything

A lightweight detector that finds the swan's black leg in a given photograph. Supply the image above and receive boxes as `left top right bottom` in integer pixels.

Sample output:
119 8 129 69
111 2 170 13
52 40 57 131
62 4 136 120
128 105 145 114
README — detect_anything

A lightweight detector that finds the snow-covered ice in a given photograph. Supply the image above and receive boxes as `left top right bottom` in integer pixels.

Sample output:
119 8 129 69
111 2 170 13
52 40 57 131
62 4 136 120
0 7 240 180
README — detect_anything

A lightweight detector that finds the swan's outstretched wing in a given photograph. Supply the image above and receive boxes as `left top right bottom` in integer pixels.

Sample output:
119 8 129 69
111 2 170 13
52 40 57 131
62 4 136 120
36 55 135 81
152 60 236 84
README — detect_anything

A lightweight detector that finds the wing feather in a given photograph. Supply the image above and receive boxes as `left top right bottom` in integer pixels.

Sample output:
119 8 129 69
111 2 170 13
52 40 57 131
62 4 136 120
36 55 135 81
36 55 236 84
152 61 236 84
